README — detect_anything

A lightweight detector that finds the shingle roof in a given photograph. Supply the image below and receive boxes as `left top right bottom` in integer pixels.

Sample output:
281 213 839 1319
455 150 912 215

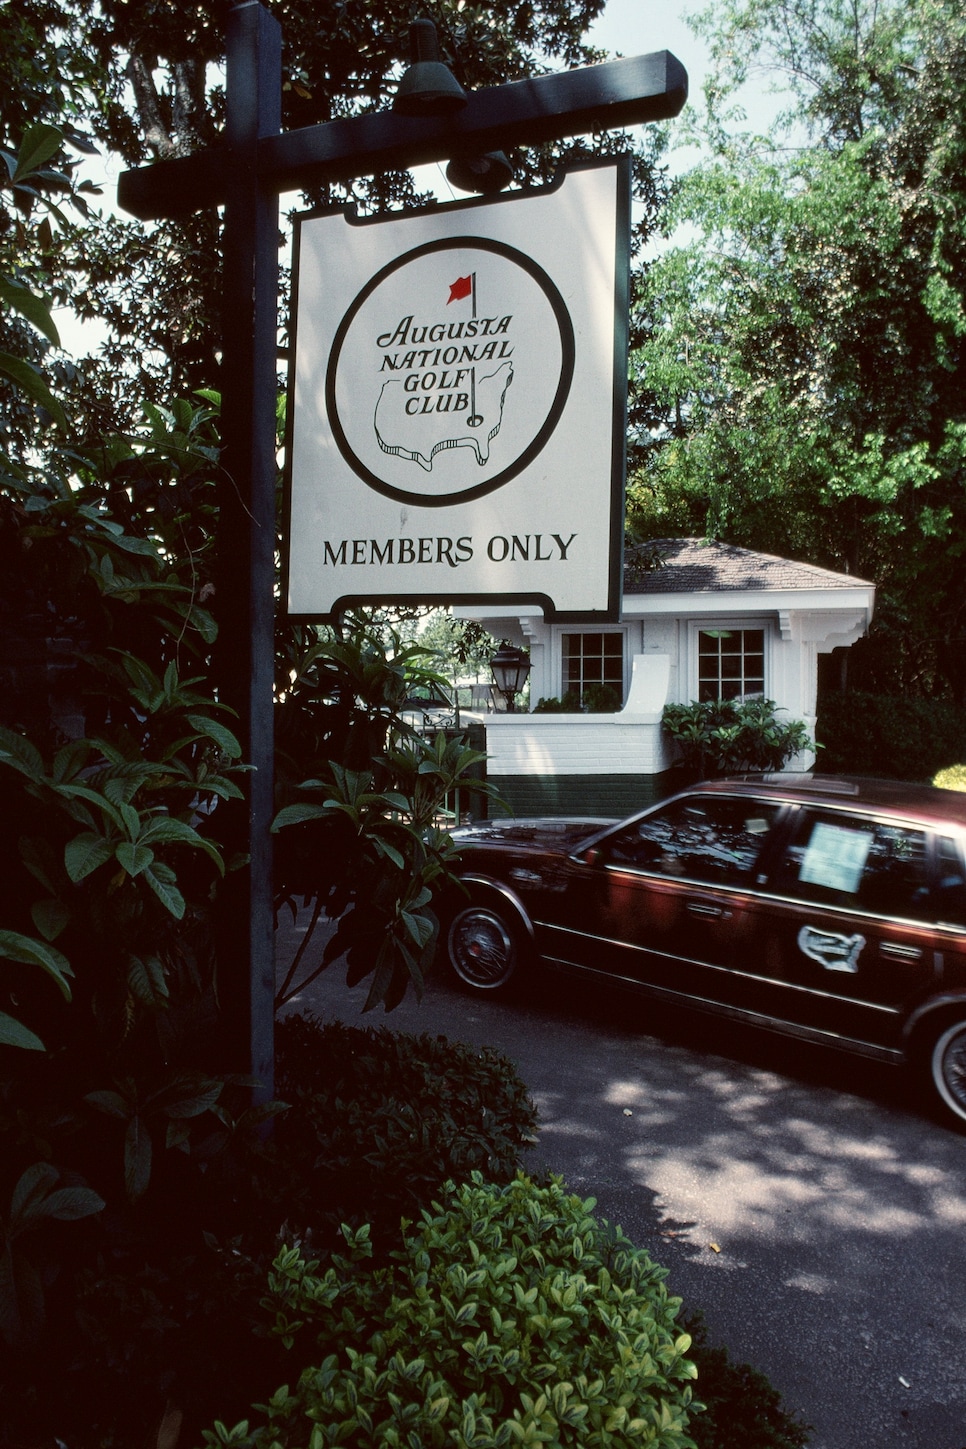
623 538 872 595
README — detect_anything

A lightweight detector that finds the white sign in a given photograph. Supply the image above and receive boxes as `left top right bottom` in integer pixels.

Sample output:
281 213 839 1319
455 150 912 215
284 159 629 619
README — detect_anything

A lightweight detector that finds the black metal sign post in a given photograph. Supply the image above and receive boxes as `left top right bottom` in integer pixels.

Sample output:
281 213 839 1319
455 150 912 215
117 0 687 1098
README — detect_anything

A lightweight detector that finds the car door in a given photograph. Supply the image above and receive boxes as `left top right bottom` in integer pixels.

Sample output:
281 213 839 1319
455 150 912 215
540 792 785 1005
738 806 941 1049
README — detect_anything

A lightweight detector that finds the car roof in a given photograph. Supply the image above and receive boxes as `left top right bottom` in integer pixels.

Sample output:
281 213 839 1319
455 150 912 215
690 774 966 829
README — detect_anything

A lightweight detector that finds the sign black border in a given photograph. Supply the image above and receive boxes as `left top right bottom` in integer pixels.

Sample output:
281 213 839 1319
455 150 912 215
325 236 575 508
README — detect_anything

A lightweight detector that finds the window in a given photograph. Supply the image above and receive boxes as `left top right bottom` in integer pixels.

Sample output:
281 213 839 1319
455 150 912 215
605 796 782 887
561 632 624 708
698 628 765 702
935 836 966 927
770 810 932 920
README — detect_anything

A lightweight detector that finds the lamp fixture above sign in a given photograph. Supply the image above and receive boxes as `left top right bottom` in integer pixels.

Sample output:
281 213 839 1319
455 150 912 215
393 19 468 116
446 149 514 195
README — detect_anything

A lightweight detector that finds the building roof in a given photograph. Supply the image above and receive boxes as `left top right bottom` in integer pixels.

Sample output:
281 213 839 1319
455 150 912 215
624 538 872 595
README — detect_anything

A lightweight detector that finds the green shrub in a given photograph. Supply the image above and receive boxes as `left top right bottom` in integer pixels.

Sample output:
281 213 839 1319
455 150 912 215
533 686 623 713
817 692 966 780
270 1013 539 1255
0 1017 538 1448
662 700 812 778
933 764 966 792
534 690 585 712
203 1172 699 1449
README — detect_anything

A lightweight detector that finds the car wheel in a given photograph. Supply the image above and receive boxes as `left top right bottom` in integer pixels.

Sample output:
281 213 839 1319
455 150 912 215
446 900 522 991
929 1018 966 1127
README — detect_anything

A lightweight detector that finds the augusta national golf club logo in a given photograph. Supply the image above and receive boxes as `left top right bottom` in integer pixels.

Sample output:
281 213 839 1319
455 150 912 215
324 237 575 508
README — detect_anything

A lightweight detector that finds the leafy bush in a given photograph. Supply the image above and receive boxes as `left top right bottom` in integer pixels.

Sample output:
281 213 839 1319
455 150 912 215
0 1016 538 1447
269 1013 539 1255
662 700 812 778
273 615 501 1013
533 685 623 713
934 764 966 792
203 1172 699 1449
534 690 585 712
817 691 966 780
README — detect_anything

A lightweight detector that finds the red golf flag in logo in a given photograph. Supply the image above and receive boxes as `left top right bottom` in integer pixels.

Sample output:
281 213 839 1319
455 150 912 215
447 275 473 304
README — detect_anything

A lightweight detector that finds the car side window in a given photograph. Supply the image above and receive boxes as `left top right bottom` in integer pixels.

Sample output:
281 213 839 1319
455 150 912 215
770 809 933 920
935 836 966 927
603 797 781 887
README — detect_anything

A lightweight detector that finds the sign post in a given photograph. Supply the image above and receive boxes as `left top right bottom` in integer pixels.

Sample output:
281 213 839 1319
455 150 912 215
117 1 687 1096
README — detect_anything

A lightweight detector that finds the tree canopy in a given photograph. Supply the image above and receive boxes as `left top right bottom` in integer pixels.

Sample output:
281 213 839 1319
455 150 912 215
2 0 670 430
630 0 966 701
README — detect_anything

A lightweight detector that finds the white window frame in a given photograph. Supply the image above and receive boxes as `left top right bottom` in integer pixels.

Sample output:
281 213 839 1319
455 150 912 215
687 619 772 704
551 625 631 707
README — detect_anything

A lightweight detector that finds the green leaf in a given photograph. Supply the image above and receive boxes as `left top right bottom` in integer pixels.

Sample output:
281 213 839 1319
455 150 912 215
115 841 154 877
143 867 185 919
9 1163 60 1224
12 124 63 182
0 1012 45 1052
64 832 115 883
0 725 45 781
84 1090 130 1120
0 277 60 346
127 954 169 1006
0 353 66 428
138 816 225 873
185 714 242 756
271 802 330 831
32 1186 105 1223
0 930 73 999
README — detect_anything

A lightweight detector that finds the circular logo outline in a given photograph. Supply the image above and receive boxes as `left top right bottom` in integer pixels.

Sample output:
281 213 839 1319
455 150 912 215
325 236 575 508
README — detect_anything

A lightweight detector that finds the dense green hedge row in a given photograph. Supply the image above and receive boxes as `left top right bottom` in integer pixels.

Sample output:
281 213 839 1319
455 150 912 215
816 691 966 780
271 1012 540 1255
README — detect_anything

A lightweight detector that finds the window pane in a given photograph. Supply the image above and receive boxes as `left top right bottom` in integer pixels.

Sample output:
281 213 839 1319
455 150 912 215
937 837 966 926
770 810 932 919
605 797 781 886
562 633 625 707
698 629 765 701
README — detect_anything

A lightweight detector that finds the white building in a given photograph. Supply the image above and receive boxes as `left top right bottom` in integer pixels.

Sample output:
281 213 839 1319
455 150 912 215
457 538 875 815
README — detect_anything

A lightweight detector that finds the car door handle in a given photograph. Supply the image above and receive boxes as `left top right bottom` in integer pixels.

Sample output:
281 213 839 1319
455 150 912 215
879 942 922 962
687 902 731 920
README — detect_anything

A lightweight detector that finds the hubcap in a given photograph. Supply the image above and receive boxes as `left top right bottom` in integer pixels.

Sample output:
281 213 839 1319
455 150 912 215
934 1023 966 1121
449 909 514 988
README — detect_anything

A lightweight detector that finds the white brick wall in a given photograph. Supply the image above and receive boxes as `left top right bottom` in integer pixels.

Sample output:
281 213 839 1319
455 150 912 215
483 714 672 776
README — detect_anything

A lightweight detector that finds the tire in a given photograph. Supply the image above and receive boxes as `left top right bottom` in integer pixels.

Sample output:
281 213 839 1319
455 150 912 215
446 899 524 991
929 1018 966 1127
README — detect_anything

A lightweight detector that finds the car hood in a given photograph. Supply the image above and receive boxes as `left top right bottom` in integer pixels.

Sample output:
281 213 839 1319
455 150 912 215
450 817 616 854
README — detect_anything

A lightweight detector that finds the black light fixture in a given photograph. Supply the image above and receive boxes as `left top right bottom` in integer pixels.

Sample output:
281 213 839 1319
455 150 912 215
490 645 531 712
393 18 468 115
446 149 514 194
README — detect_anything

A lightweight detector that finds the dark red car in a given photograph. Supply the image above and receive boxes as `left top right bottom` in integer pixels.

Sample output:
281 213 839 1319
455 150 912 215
443 775 966 1127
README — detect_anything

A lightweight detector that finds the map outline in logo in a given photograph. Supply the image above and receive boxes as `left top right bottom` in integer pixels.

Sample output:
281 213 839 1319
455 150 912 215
325 236 576 509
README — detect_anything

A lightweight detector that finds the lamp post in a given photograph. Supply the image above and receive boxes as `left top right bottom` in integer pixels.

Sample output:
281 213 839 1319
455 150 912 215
117 2 687 1098
490 646 532 713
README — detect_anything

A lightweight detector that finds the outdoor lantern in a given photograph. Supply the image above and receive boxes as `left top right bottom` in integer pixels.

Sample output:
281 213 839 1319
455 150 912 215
393 19 467 114
446 149 514 194
490 645 531 712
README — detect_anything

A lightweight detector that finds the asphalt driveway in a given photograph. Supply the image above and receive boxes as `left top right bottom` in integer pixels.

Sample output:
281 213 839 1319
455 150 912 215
276 914 966 1449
